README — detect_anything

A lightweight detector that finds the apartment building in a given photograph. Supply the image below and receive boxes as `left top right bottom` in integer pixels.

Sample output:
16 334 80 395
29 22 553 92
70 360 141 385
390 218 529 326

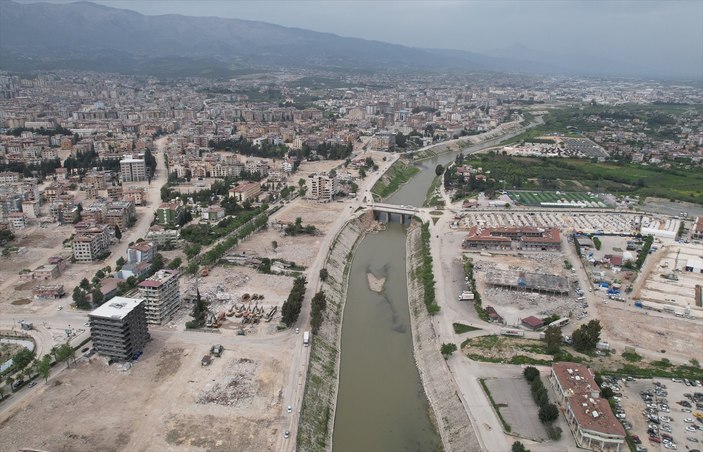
89 297 150 361
305 172 338 202
138 269 180 325
120 155 147 182
72 224 111 263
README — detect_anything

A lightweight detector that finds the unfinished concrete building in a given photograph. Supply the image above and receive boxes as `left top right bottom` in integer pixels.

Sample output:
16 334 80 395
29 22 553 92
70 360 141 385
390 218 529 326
89 297 150 361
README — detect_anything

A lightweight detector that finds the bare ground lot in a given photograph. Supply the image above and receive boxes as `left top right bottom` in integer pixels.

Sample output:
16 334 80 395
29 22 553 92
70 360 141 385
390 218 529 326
636 242 703 313
235 199 348 268
0 336 289 452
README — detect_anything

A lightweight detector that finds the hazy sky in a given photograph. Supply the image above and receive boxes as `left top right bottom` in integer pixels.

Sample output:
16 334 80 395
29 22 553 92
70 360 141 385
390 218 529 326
15 0 703 77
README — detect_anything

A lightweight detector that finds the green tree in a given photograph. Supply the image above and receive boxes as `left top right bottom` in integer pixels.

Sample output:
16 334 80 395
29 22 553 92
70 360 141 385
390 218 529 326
600 387 614 399
0 229 15 245
572 319 602 352
258 258 272 274
91 288 104 305
310 290 327 334
435 164 444 176
167 257 182 270
544 325 563 354
186 261 199 275
6 376 15 392
271 240 278 251
512 441 529 452
538 403 559 423
358 167 367 178
319 268 329 282
281 277 307 327
116 256 126 268
37 355 52 383
150 253 165 273
184 243 201 259
523 366 540 382
12 348 34 371
95 269 105 279
56 343 75 368
0 385 4 400
441 343 457 359
79 278 91 290
186 289 208 329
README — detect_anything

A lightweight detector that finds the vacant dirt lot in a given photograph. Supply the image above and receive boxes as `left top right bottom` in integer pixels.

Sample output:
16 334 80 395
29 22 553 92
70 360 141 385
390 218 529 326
0 335 289 452
236 198 348 268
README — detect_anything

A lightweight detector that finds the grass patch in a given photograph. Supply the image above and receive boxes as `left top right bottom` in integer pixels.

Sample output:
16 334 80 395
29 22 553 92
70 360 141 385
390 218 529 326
479 378 512 433
453 323 481 334
424 175 445 208
622 351 643 362
371 160 420 199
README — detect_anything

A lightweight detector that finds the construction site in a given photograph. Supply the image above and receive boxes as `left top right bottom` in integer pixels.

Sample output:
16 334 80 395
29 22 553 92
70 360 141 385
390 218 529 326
0 335 294 451
466 251 578 327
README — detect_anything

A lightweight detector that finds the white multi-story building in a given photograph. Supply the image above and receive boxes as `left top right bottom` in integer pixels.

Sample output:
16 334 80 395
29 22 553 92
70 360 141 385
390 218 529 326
138 269 180 325
120 155 147 182
306 172 338 202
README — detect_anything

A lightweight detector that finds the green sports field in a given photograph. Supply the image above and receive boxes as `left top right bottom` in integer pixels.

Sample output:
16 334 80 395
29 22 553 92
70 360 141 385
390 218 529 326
509 190 610 208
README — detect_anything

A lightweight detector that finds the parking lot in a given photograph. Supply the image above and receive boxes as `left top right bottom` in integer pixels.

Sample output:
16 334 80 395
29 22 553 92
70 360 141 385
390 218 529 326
608 376 703 452
460 211 642 235
485 377 547 441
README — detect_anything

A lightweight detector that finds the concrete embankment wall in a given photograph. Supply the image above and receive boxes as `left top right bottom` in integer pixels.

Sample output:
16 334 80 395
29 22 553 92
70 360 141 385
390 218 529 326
296 216 365 452
406 224 480 452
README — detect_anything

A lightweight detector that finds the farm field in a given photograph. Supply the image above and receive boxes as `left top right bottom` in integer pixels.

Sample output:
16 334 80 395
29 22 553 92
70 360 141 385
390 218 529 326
509 190 609 208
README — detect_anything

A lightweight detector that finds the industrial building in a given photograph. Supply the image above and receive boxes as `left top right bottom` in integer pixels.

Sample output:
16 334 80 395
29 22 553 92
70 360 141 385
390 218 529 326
89 297 150 361
462 226 561 251
484 270 570 295
550 362 626 451
138 269 180 324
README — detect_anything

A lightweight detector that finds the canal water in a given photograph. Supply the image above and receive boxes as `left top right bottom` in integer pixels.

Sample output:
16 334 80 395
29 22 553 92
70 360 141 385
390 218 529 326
333 132 526 451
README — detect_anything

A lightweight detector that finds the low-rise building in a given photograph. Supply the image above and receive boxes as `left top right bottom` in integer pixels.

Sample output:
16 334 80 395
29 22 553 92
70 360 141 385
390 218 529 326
692 216 703 241
138 269 180 325
127 241 155 264
89 297 150 361
156 202 183 227
145 225 179 247
228 182 261 203
550 362 626 451
463 226 561 251
32 284 65 299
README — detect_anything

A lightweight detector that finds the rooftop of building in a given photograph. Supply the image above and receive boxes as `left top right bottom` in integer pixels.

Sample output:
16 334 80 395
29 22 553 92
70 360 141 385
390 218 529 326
552 362 626 438
138 269 179 288
89 296 143 320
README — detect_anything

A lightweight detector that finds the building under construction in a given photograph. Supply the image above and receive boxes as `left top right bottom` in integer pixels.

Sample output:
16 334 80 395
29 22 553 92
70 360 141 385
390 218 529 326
485 270 570 295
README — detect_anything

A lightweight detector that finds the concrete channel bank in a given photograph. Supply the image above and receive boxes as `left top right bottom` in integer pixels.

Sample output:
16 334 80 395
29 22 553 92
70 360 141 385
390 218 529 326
406 223 480 452
296 215 366 452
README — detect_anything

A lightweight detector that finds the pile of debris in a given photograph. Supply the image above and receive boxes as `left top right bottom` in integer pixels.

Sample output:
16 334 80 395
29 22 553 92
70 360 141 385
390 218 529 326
197 358 258 406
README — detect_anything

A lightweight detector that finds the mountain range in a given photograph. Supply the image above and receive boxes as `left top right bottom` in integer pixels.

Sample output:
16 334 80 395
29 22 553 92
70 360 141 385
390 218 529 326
0 1 660 78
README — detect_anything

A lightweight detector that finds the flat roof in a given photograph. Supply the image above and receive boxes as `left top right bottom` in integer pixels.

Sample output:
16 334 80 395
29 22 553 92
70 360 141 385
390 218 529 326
89 296 143 320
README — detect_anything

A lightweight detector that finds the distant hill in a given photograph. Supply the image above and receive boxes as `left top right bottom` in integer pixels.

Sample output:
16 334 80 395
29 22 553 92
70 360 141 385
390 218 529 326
0 0 656 78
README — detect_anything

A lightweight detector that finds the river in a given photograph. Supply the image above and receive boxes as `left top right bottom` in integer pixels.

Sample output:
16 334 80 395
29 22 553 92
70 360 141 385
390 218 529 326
333 127 530 451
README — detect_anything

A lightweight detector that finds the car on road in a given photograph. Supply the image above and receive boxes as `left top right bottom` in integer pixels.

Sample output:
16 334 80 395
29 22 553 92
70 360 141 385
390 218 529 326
27 381 37 388
284 431 290 439
685 418 695 423
686 426 698 432
287 405 292 413
57 306 63 311
688 437 699 443
295 328 300 334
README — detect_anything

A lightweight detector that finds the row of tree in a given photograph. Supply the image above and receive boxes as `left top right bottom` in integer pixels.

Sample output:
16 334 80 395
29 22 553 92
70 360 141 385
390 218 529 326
523 366 560 424
3 343 76 397
281 276 307 327
310 291 327 334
